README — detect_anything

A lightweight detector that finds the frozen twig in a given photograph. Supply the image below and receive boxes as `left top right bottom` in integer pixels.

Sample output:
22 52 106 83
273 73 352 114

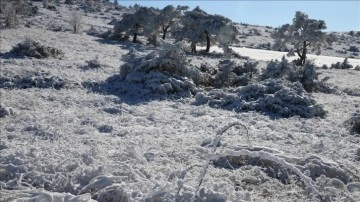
192 122 252 201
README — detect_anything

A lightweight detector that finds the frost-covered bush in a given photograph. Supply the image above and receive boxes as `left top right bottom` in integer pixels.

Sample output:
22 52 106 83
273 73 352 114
213 59 258 87
69 11 82 34
10 37 64 59
3 3 18 28
261 57 320 92
348 46 359 52
261 56 291 80
0 71 77 90
195 79 326 118
119 41 205 96
82 56 102 70
0 105 16 118
81 0 101 12
1 0 38 28
344 112 360 135
330 58 353 69
64 0 74 5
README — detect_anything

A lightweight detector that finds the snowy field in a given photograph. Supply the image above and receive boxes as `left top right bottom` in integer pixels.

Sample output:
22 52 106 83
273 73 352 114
1 2 360 202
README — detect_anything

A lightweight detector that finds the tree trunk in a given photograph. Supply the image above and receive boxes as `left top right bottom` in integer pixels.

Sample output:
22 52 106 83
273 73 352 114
301 40 307 65
296 40 308 66
205 30 210 52
162 27 167 40
132 23 139 43
191 42 197 53
132 32 137 43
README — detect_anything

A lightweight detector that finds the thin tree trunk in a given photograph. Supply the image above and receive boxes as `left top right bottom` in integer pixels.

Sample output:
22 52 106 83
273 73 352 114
191 42 197 53
301 40 307 65
132 23 139 43
205 30 210 52
132 32 137 43
162 28 167 40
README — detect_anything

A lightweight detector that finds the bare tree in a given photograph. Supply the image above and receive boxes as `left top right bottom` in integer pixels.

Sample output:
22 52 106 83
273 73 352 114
272 11 335 66
3 3 19 28
70 11 82 34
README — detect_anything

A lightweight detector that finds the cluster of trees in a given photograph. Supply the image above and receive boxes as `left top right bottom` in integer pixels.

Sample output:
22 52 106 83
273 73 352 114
114 5 239 53
115 6 334 65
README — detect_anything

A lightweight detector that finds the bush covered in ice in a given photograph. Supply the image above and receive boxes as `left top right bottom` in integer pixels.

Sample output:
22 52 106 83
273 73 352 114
195 79 327 118
10 38 64 59
81 56 102 70
330 58 353 69
212 59 259 88
261 57 320 92
119 41 208 96
0 105 16 118
0 71 77 90
0 0 38 28
344 112 360 135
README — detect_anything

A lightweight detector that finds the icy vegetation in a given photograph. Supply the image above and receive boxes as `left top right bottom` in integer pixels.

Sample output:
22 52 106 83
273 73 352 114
9 37 65 59
1 1 360 202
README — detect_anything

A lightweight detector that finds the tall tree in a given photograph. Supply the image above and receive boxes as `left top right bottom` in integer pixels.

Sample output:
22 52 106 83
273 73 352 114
157 5 188 40
272 11 335 66
175 6 238 53
114 7 158 43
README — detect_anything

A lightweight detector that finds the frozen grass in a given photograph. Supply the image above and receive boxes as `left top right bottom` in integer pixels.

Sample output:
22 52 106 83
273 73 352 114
1 2 360 201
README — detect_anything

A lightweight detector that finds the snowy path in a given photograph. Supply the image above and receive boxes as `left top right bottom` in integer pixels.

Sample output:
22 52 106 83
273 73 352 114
210 46 360 67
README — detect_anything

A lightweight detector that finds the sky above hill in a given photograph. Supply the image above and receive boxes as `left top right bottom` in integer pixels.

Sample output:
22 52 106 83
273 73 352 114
119 1 360 32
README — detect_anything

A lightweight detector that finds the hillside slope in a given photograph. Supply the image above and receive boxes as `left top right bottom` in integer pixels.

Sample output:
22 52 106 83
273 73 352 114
1 2 359 202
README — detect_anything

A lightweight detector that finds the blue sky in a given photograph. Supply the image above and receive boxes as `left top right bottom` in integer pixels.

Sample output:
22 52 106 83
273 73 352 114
119 1 360 32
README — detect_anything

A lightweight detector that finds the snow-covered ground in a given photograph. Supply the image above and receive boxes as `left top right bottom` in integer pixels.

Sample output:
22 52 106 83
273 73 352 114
1 2 360 202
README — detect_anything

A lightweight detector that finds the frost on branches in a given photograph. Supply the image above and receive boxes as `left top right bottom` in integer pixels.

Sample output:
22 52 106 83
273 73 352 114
119 41 207 96
272 11 335 66
261 56 320 92
174 6 239 53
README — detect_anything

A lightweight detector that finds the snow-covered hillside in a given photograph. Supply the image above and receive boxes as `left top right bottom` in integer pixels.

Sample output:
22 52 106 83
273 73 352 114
1 2 359 202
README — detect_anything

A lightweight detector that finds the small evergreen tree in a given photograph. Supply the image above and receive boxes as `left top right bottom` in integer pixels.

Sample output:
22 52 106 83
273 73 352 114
175 6 238 53
113 0 119 7
114 7 158 43
272 11 334 66
157 5 188 40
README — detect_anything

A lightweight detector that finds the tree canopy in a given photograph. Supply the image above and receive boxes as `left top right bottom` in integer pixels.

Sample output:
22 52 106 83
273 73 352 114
114 6 158 43
174 6 238 53
272 11 334 66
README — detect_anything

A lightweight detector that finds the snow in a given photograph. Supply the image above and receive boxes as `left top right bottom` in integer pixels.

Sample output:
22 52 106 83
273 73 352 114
210 46 360 67
1 2 360 202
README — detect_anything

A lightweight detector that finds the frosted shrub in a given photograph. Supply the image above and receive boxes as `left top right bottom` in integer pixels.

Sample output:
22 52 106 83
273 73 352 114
70 11 82 34
344 112 360 135
261 57 320 92
82 56 102 70
348 46 359 52
3 3 19 28
261 56 293 80
330 58 353 69
119 41 205 96
195 79 327 118
64 0 74 5
0 71 77 90
42 0 49 8
0 105 16 118
213 59 258 87
10 37 64 59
